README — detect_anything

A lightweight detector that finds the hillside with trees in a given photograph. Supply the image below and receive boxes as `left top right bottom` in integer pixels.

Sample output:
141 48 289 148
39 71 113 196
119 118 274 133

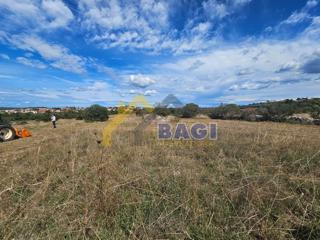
208 98 320 125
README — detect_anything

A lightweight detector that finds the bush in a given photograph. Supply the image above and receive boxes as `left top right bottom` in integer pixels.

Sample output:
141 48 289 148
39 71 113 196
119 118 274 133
312 105 320 118
58 110 84 120
209 104 241 119
311 111 320 119
134 107 153 116
181 103 199 118
0 113 7 124
154 107 171 117
83 105 109 122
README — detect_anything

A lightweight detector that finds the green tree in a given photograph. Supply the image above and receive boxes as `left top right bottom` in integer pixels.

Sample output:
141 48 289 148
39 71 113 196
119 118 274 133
257 107 271 120
154 107 171 117
311 106 320 119
209 104 240 119
223 104 241 119
83 105 109 122
181 103 199 118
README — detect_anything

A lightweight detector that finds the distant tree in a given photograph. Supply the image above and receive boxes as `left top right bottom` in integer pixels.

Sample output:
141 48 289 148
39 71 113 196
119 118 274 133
181 103 199 118
223 104 241 119
257 107 271 120
240 108 257 121
135 108 144 117
35 112 51 122
58 110 82 119
118 106 133 114
154 107 171 117
83 105 109 122
209 104 240 119
311 106 320 119
209 106 223 119
0 113 10 124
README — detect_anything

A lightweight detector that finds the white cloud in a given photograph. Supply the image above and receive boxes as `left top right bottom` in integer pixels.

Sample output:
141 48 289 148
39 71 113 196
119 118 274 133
0 53 10 60
301 51 320 74
16 57 47 69
203 0 228 19
0 0 319 106
128 89 139 94
41 0 74 28
0 0 251 55
279 0 318 26
144 89 157 96
95 64 119 81
79 0 170 52
62 80 122 103
0 74 15 79
17 80 121 103
72 81 109 92
125 89 157 96
237 68 253 76
283 12 310 25
79 0 250 53
129 74 155 88
146 33 320 103
306 0 318 9
303 16 320 38
275 61 299 73
0 0 74 30
202 0 252 20
1 33 86 73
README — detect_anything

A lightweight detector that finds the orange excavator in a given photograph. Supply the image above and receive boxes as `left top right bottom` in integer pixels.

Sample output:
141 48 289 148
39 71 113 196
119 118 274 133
0 124 32 142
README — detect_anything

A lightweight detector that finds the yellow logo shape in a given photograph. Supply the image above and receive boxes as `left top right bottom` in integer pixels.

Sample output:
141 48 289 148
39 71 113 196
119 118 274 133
102 95 153 146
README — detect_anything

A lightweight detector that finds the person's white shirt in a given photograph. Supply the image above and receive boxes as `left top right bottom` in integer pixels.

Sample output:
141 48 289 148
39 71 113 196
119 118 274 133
51 115 56 122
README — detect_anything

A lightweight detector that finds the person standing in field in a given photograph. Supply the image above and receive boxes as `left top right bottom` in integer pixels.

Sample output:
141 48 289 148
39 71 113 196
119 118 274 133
51 114 57 128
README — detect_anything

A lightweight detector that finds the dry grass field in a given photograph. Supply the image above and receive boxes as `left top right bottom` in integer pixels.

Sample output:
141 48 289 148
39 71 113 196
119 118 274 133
0 116 320 239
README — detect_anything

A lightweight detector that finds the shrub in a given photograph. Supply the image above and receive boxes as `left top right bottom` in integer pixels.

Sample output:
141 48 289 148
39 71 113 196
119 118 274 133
311 111 320 119
83 105 109 122
209 104 241 119
181 103 199 118
312 105 320 117
154 107 171 117
0 113 8 124
135 108 153 116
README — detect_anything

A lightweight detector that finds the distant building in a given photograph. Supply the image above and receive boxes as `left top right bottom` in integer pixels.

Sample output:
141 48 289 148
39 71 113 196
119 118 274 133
37 108 49 113
5 109 19 114
52 108 62 113
21 108 37 114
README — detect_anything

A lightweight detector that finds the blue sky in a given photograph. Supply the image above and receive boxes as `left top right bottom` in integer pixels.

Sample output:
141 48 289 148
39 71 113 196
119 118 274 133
0 0 320 107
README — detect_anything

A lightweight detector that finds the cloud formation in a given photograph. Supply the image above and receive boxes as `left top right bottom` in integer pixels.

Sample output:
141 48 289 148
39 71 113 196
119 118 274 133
78 0 251 53
302 55 320 74
16 57 47 69
0 33 86 73
129 74 155 88
0 0 74 30
0 53 9 60
0 0 319 107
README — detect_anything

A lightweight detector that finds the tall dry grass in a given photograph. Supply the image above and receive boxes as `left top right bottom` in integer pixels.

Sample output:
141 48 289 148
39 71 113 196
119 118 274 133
0 116 320 239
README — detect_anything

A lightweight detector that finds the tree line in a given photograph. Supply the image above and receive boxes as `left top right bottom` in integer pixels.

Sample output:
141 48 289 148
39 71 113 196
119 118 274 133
0 105 111 123
1 98 320 124
153 98 320 124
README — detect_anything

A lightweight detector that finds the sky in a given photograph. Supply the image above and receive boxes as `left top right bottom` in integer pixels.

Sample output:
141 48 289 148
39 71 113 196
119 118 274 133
0 0 320 107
